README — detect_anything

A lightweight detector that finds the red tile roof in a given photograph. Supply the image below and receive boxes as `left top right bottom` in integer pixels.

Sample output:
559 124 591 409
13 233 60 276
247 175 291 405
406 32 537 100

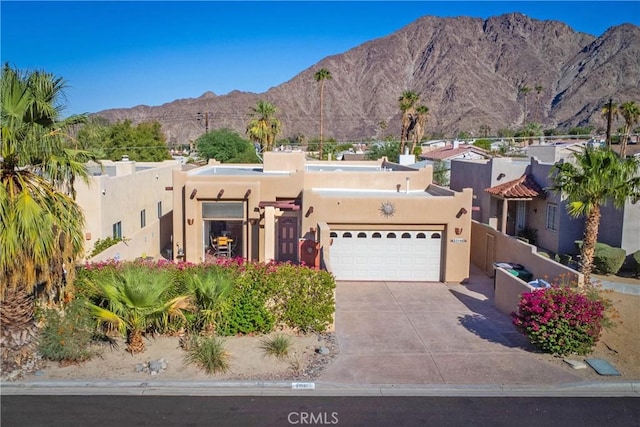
484 174 545 198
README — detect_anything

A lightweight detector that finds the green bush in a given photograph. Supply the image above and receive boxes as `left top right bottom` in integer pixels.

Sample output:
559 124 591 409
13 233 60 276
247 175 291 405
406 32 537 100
37 298 95 362
89 237 125 258
268 264 335 333
574 241 626 275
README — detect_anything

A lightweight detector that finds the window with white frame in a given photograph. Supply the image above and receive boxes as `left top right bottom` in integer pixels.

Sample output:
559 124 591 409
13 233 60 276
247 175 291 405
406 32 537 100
546 204 558 231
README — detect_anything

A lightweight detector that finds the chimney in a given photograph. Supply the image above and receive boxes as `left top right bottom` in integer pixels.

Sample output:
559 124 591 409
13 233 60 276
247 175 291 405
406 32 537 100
116 155 135 176
452 140 460 149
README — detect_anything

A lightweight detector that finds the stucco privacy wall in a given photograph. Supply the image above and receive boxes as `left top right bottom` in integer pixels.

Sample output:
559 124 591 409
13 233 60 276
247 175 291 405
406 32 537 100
470 220 583 285
173 151 473 282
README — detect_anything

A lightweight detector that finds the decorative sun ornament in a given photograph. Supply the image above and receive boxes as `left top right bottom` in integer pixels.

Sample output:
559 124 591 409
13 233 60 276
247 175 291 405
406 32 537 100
379 201 396 217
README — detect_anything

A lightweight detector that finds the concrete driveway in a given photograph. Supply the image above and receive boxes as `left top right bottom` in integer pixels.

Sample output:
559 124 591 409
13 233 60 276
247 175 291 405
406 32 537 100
319 265 582 385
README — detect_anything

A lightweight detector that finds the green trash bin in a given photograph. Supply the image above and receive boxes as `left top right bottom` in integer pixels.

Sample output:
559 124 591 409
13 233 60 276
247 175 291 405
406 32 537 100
507 268 533 282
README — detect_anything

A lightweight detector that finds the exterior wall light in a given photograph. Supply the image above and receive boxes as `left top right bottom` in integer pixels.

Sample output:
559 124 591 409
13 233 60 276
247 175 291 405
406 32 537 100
189 188 198 199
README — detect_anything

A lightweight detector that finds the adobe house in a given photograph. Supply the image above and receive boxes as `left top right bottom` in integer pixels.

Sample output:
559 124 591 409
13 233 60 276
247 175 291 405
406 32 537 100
172 151 473 282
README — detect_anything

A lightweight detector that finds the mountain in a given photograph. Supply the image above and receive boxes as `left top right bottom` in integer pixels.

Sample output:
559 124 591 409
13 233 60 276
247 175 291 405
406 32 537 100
95 13 640 144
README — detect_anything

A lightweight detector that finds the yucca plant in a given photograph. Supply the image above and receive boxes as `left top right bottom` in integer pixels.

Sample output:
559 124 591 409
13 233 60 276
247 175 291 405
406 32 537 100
86 266 193 353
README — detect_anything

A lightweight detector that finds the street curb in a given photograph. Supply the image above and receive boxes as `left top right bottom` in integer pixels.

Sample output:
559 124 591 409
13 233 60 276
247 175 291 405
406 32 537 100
2 380 639 397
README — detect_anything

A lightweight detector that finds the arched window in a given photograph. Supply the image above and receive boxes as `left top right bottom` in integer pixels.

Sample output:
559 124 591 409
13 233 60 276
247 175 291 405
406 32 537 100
357 232 367 238
372 232 382 238
343 232 352 238
387 232 396 238
330 232 337 238
401 233 411 238
416 233 426 239
431 233 441 239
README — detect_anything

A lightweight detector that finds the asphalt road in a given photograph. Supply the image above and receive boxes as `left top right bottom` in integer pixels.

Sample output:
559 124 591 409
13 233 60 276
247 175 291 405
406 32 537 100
2 396 639 426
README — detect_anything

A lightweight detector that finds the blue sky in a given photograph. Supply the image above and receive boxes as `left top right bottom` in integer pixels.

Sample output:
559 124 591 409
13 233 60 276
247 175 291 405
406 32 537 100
2 1 639 115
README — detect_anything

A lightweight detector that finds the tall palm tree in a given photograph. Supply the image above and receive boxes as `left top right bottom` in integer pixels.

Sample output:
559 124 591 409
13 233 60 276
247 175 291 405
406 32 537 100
1 64 93 374
314 68 332 160
534 84 544 121
549 147 640 285
619 101 640 158
246 100 282 153
601 100 619 148
410 105 430 155
398 90 419 155
519 85 532 125
86 267 193 353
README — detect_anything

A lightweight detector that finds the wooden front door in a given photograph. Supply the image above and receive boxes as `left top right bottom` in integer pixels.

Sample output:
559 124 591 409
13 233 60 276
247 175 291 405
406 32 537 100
277 217 298 263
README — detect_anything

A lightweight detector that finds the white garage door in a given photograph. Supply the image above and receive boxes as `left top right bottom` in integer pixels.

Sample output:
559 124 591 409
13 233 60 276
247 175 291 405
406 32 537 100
329 230 443 281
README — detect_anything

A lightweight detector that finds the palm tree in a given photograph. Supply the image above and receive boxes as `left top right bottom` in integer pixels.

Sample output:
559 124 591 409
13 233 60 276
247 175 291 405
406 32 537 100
601 100 619 148
549 147 640 285
410 105 430 155
519 85 532 125
246 100 282 153
314 69 332 160
87 267 194 353
398 90 419 155
185 269 232 335
1 65 93 374
619 101 640 158
534 84 544 121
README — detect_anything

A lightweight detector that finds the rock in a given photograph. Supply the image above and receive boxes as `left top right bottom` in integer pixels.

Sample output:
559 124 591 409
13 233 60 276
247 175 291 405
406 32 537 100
135 363 145 372
564 359 587 369
315 346 329 355
149 360 162 372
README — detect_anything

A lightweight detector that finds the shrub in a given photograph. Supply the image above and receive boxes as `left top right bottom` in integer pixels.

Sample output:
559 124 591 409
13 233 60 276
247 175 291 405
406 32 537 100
574 241 626 275
37 298 95 362
517 227 538 246
89 237 125 258
632 250 640 278
183 335 230 374
512 286 608 355
259 334 292 359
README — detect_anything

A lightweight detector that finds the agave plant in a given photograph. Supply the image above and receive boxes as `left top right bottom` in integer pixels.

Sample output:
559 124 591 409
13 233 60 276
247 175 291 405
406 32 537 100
87 266 193 353
185 269 233 335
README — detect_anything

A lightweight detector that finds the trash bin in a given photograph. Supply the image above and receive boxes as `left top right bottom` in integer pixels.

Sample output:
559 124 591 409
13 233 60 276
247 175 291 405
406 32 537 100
493 262 532 288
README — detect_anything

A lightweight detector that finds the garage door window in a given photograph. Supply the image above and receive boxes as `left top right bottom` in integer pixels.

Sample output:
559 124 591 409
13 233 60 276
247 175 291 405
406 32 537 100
417 233 426 238
402 233 411 238
387 233 396 238
372 232 382 238
357 232 367 238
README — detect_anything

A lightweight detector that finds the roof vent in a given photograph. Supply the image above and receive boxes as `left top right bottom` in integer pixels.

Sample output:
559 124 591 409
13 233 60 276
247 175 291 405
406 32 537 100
121 155 130 161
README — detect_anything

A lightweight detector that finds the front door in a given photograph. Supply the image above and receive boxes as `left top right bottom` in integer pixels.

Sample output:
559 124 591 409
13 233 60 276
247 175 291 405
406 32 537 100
277 216 298 263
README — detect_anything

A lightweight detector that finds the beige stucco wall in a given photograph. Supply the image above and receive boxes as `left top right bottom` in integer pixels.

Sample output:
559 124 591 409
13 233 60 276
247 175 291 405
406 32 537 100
76 159 179 260
173 152 473 282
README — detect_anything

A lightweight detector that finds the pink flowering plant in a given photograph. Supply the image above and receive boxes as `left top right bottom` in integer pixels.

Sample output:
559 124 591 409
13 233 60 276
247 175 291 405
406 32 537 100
512 285 608 355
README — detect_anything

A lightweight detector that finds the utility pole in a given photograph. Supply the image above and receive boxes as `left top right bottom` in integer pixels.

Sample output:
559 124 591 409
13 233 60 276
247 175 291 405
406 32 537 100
197 112 209 133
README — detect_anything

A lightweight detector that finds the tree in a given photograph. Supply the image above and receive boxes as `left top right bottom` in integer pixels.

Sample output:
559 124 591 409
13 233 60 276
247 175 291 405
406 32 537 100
409 105 430 155
366 141 400 163
196 128 257 163
518 85 532 125
473 138 492 151
246 100 281 153
619 101 640 158
432 160 450 186
314 68 332 160
1 64 94 374
534 84 544 121
601 100 619 148
549 147 640 285
398 90 419 155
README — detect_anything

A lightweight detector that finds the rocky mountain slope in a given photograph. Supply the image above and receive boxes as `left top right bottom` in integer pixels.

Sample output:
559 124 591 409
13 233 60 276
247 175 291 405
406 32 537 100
96 13 640 144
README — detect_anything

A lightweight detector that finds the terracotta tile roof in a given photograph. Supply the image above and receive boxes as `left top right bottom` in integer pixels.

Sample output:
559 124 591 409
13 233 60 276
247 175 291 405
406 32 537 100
419 145 492 161
484 174 545 198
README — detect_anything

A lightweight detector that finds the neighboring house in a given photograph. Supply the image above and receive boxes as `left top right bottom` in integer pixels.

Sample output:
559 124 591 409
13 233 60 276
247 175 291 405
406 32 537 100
172 150 473 282
419 142 494 182
75 158 180 260
451 156 640 256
